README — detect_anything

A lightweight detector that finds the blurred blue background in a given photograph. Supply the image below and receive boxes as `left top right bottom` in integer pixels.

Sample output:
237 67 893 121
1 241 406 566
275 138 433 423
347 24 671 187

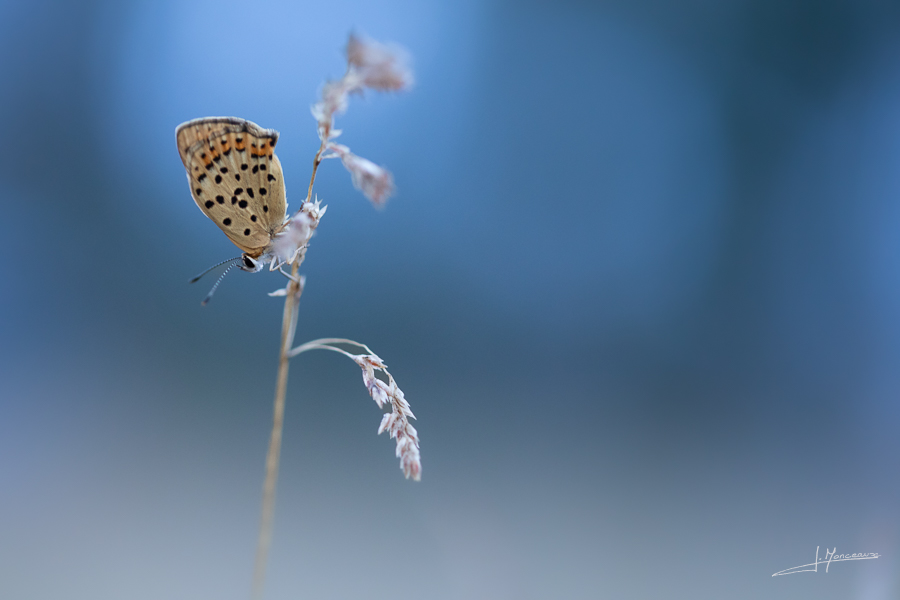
1 0 900 598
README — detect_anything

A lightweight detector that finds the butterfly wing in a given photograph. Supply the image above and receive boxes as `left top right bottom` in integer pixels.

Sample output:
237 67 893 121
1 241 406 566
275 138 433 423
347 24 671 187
176 117 288 257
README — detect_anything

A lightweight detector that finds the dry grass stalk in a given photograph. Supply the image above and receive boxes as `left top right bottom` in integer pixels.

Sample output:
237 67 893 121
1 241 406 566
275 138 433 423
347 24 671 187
250 34 418 600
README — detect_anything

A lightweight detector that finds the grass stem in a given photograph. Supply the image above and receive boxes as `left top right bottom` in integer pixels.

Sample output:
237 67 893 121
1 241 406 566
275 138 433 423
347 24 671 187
251 133 328 600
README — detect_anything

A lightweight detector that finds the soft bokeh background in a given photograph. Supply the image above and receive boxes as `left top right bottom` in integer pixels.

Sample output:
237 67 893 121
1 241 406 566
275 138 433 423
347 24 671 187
2 0 900 598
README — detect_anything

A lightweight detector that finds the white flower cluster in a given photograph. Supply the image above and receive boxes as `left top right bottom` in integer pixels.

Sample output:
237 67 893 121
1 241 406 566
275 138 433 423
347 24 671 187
267 200 326 297
287 339 422 480
272 199 326 266
325 144 394 207
354 353 421 481
310 34 412 207
345 33 414 92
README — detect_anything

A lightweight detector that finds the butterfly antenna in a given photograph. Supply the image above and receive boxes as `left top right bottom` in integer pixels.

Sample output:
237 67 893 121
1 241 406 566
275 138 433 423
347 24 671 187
189 257 241 284
201 263 239 306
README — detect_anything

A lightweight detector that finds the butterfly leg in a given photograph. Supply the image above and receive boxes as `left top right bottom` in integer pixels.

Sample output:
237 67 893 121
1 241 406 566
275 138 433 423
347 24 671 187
278 266 302 283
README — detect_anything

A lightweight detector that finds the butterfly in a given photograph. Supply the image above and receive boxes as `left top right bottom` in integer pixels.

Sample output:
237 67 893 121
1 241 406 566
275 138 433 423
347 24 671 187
177 117 294 301
176 116 290 269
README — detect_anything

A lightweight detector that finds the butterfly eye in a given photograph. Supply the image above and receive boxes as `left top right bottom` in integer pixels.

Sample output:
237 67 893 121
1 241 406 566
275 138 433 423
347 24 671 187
242 256 262 272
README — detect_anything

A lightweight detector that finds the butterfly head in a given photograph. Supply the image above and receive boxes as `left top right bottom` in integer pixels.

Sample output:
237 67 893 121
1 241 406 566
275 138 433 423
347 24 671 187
240 254 265 273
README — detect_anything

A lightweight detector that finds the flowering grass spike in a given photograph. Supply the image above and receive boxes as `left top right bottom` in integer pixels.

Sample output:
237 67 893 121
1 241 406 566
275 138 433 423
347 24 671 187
311 33 411 207
191 33 422 600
